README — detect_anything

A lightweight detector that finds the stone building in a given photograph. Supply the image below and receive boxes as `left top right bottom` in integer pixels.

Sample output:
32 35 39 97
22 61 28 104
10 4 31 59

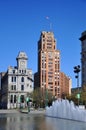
1 51 33 109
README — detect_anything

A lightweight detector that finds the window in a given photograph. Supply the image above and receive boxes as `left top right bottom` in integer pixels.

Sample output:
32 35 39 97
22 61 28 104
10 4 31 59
21 77 24 82
58 81 59 86
11 85 16 90
10 95 13 103
11 85 13 90
58 87 60 92
11 77 13 82
43 44 45 49
14 85 16 90
30 85 32 88
27 84 29 87
11 76 16 82
21 85 24 90
20 69 26 74
19 70 21 73
54 45 55 49
21 95 24 103
14 77 16 82
13 70 15 74
24 70 26 73
14 95 16 103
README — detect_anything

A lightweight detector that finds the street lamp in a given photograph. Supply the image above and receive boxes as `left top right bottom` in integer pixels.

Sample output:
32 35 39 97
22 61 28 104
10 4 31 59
45 89 48 107
74 65 81 106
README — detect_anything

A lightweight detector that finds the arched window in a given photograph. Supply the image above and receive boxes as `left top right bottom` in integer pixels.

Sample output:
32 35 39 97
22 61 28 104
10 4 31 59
21 77 24 82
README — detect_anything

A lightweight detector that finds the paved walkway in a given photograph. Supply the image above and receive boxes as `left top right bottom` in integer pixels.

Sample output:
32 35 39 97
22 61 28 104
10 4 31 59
0 109 19 114
0 109 45 114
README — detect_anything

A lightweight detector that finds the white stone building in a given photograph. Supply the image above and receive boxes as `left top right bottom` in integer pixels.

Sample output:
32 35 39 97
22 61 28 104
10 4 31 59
1 51 33 109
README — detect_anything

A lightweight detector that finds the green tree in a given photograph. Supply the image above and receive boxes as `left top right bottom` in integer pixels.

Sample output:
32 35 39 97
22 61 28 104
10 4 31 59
32 88 53 108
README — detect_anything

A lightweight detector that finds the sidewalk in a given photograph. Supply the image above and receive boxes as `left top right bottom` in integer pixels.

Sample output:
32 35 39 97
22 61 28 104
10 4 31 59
20 109 45 114
0 109 45 114
0 109 19 114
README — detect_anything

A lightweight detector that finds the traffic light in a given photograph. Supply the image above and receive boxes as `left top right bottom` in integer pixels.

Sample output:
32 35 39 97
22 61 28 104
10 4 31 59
74 65 80 74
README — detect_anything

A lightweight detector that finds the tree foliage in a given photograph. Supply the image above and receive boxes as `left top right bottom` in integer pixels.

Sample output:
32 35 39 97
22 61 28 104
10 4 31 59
31 88 53 108
67 86 86 106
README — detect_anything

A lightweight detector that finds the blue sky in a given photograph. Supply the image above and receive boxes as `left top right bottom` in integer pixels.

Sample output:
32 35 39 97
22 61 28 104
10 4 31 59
0 0 86 88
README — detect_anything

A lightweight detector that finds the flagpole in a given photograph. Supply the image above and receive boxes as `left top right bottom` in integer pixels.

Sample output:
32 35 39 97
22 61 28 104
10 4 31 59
50 22 52 31
46 16 52 31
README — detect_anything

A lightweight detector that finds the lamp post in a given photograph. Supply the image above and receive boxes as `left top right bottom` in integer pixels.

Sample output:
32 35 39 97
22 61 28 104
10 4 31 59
45 89 48 107
74 65 80 106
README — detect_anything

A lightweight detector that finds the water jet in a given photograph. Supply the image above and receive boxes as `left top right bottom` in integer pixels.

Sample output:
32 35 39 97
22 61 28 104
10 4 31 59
45 99 86 122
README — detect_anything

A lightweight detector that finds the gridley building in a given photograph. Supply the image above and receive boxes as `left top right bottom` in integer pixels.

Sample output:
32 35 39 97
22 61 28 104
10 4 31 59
34 31 71 98
0 51 33 109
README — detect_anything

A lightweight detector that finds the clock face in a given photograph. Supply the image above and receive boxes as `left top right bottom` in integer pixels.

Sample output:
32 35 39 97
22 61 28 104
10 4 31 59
21 61 24 65
20 61 25 66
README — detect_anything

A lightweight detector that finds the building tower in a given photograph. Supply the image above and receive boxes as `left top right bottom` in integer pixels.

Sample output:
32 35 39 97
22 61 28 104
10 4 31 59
16 51 28 69
79 31 86 88
35 31 60 97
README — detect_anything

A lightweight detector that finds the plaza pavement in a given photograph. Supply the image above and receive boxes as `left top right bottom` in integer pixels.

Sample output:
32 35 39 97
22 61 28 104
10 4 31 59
0 109 19 114
0 109 45 114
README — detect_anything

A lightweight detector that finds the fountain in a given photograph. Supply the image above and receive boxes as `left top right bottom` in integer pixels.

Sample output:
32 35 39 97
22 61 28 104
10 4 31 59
45 99 86 122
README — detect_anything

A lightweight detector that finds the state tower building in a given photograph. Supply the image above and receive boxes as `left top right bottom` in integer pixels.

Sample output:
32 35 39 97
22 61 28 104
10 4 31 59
34 31 71 98
34 31 61 97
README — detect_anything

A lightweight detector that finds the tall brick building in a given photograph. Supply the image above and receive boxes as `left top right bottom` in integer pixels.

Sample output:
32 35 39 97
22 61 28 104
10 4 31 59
60 72 71 97
34 31 71 98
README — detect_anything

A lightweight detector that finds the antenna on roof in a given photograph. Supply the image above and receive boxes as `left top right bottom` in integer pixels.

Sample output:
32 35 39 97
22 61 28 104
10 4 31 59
46 16 52 31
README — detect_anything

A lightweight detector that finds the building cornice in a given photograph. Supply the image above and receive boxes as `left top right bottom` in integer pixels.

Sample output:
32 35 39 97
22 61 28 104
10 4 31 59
79 35 86 41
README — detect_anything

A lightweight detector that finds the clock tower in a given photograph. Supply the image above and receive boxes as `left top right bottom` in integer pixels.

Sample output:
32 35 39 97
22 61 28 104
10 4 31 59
16 51 28 69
